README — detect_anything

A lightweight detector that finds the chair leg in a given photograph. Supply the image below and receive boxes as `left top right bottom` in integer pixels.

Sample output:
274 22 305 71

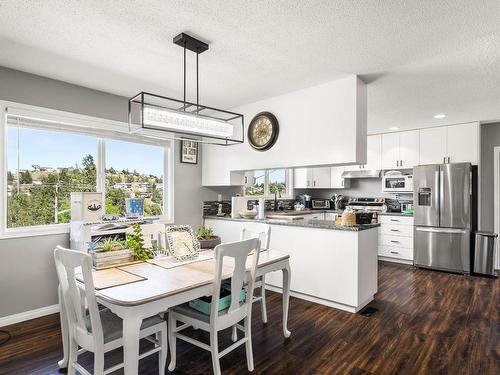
231 325 238 342
67 336 78 375
210 330 221 375
245 316 254 372
93 350 105 375
260 275 268 324
159 327 167 375
168 312 177 372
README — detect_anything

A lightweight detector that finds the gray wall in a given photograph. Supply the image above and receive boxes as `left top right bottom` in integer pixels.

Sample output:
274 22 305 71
479 122 500 231
0 66 216 318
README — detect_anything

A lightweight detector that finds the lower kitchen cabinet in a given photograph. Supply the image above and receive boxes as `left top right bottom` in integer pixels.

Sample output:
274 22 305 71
378 215 414 264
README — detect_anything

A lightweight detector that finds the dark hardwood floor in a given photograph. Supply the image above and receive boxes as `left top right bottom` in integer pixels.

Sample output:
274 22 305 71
0 262 498 375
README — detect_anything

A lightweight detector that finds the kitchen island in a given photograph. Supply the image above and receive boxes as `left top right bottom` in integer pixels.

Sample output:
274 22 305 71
204 216 379 313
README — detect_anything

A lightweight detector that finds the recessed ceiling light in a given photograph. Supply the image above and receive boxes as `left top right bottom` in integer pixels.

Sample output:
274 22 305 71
434 114 446 119
389 126 399 131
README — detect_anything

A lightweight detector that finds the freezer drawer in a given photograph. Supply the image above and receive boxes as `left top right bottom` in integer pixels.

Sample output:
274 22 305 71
414 226 470 273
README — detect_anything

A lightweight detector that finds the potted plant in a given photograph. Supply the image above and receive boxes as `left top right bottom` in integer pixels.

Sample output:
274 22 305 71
90 237 133 268
196 226 221 249
126 223 155 261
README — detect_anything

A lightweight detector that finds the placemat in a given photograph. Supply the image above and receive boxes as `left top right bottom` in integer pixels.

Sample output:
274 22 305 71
76 268 147 290
147 252 214 270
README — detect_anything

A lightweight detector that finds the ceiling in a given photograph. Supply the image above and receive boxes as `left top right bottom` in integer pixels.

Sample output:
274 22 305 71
0 1 499 133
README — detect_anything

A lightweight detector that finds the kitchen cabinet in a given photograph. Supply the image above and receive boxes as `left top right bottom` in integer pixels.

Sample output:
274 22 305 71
377 215 414 264
419 127 447 165
330 166 350 189
446 123 478 164
346 134 382 171
419 122 478 165
399 130 420 168
382 130 419 169
293 167 331 188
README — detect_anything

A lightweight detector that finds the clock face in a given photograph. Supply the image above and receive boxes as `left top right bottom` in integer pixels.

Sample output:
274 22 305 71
247 112 279 151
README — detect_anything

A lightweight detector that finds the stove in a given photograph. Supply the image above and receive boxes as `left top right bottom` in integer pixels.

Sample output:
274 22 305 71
346 197 386 213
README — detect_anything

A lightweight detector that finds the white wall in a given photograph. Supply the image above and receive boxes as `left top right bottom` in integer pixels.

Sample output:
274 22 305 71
202 75 367 186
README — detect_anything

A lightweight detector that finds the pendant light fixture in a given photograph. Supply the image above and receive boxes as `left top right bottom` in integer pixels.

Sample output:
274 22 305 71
128 33 244 145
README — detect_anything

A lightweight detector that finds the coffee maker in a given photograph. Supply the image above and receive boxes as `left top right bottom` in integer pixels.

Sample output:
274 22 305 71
297 194 312 209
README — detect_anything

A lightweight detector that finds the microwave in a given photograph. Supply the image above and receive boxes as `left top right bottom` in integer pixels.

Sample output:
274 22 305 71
311 199 331 209
382 174 413 192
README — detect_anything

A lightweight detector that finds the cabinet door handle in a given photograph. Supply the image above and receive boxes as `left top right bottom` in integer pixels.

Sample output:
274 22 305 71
313 180 316 187
390 240 400 243
400 160 403 167
443 157 446 163
390 219 400 222
447 157 451 163
341 179 344 187
390 251 399 254
244 176 247 184
390 229 400 232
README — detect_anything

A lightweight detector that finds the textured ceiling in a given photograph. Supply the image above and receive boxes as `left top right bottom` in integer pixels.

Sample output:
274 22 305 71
0 1 499 132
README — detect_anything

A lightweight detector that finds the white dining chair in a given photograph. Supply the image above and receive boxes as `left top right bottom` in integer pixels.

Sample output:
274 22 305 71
168 237 261 375
240 223 271 321
54 245 168 375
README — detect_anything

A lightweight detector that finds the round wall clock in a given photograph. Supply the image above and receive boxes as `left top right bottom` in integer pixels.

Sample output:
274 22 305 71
247 112 279 151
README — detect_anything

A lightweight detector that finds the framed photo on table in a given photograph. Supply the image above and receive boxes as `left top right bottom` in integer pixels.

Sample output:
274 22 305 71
180 140 198 164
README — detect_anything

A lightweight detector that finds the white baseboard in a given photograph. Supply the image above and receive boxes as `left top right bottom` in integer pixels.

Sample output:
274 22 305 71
0 304 59 328
265 284 371 313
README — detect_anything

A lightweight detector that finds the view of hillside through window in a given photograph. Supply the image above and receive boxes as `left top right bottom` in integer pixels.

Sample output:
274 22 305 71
6 127 164 229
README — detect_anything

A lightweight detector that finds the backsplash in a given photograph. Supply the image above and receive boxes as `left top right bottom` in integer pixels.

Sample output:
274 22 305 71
202 199 297 216
203 201 232 216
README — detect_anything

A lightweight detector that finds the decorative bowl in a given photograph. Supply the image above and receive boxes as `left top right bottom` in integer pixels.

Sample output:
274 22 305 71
239 210 258 219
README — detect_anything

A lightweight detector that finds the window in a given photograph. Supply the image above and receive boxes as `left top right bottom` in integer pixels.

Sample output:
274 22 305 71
2 106 173 236
105 139 164 217
244 169 291 197
7 127 97 228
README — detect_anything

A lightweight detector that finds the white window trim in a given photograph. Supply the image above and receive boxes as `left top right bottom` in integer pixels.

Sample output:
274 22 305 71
243 169 293 198
0 100 174 239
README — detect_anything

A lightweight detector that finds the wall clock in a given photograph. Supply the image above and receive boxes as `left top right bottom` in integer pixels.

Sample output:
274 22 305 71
247 112 279 151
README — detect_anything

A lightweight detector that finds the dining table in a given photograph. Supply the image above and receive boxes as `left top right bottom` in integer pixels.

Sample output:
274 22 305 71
58 249 291 375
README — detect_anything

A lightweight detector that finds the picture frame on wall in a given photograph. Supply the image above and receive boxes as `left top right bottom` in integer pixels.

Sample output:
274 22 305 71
180 140 198 164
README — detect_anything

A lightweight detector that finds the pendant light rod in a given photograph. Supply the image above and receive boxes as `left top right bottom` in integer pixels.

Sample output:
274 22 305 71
183 42 186 110
196 48 199 110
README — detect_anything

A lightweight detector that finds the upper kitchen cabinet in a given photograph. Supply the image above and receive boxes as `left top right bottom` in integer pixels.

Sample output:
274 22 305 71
419 126 447 164
446 122 479 164
294 167 331 188
330 166 350 189
345 134 382 171
419 122 478 165
365 134 382 170
381 130 419 169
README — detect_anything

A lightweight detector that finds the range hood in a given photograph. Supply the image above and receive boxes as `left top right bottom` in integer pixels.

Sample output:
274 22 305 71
341 169 381 179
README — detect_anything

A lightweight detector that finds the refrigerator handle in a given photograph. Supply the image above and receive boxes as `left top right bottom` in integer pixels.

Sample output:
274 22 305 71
415 227 468 234
439 168 444 224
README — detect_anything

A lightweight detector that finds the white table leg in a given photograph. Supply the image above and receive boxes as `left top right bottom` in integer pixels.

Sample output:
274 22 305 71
58 284 69 369
122 315 142 375
282 262 291 338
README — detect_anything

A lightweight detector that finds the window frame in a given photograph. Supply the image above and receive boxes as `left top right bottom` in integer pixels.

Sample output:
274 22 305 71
243 169 293 198
0 101 174 239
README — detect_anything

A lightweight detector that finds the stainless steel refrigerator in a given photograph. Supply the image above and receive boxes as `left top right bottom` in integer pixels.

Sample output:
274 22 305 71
413 163 472 274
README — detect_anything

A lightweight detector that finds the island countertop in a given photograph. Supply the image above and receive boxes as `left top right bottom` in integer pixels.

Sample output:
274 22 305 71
203 215 380 231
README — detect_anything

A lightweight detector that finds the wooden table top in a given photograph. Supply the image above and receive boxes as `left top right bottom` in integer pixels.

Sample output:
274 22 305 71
94 249 289 306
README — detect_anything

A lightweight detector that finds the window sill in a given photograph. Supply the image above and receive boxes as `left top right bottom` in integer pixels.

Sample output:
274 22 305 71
0 224 70 240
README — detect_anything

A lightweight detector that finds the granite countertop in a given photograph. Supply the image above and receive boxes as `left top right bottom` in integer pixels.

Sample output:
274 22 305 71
203 215 380 231
378 212 414 217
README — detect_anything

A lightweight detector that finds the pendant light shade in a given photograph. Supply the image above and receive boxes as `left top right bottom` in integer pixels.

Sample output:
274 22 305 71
128 33 244 145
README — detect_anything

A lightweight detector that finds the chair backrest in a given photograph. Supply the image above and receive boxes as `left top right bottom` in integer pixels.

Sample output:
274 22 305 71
210 238 261 326
240 222 271 251
54 246 103 348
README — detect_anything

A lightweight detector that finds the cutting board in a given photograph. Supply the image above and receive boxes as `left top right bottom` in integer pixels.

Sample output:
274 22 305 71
266 214 304 221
